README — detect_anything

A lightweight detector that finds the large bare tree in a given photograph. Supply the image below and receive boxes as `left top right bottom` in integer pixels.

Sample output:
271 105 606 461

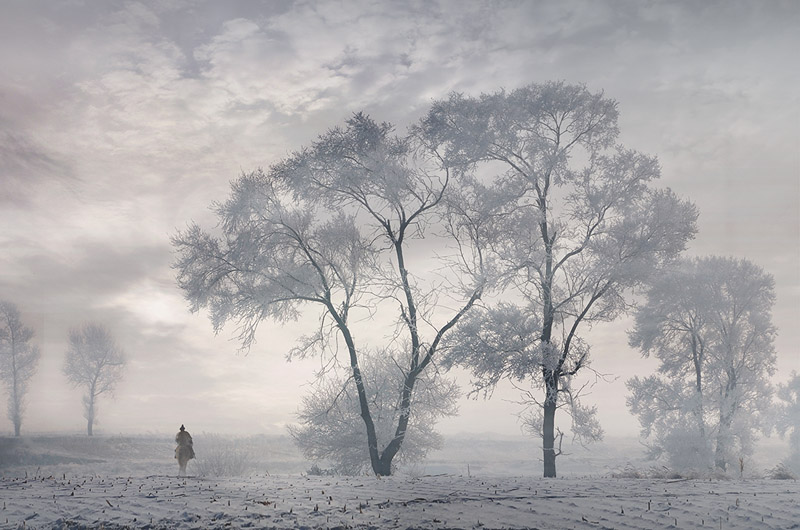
428 82 698 477
173 113 496 475
0 300 40 436
63 323 126 436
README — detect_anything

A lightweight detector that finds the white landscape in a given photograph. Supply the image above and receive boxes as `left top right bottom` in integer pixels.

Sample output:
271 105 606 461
1 2 799 530
1 434 798 529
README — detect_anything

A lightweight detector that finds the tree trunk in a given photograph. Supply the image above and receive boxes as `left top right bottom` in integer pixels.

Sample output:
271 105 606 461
375 456 393 476
329 309 382 476
715 390 733 471
542 371 558 478
11 354 21 437
539 207 557 479
373 236 420 477
86 396 95 437
377 372 419 476
715 413 732 471
11 386 21 437
351 359 380 474
715 367 737 471
691 333 706 440
542 403 557 477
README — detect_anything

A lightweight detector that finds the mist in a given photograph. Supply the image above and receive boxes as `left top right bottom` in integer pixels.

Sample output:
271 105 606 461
1 1 799 527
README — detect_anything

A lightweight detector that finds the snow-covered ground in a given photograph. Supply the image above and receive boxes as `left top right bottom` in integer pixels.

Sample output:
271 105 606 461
1 435 798 529
3 473 800 529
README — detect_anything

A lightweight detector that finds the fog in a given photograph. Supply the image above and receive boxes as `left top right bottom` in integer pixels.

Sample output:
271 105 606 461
0 0 798 476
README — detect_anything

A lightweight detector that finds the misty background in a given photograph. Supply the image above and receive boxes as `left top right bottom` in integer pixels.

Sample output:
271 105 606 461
0 0 798 445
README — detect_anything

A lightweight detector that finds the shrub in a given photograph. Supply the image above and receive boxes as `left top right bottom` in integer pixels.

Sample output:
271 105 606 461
611 464 702 479
768 464 797 480
193 435 251 477
306 463 337 476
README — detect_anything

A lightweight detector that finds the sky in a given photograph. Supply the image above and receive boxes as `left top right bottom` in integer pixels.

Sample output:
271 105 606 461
0 0 798 441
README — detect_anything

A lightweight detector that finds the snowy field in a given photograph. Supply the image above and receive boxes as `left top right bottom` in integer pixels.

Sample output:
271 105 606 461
3 473 800 529
1 435 798 529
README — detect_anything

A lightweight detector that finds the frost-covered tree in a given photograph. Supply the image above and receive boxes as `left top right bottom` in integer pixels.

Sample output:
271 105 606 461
63 323 126 436
289 349 459 475
626 375 714 468
626 258 714 467
173 113 494 476
627 257 777 471
776 372 800 472
427 82 697 477
0 300 40 436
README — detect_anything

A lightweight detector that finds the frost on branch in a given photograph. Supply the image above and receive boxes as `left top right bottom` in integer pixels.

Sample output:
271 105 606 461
0 300 40 437
441 303 543 393
443 305 602 448
776 372 800 472
173 111 496 475
424 82 697 477
626 375 712 468
173 173 374 351
289 349 459 475
63 323 126 436
627 257 777 472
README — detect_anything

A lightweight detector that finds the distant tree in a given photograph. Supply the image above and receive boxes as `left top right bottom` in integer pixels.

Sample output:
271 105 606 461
627 257 777 471
173 113 495 475
63 323 126 436
0 301 40 436
626 375 714 468
289 349 459 475
427 82 698 477
776 372 800 472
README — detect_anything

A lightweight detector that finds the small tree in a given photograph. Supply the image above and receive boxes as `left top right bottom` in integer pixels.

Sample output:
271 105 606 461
174 113 495 475
427 82 698 477
627 257 777 471
776 372 800 473
289 349 459 474
63 323 126 436
0 301 40 436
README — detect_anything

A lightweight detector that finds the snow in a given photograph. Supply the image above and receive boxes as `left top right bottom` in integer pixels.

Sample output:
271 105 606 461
3 473 799 529
1 435 798 529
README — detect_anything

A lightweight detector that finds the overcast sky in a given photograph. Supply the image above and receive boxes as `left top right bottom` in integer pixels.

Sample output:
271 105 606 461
1 0 798 441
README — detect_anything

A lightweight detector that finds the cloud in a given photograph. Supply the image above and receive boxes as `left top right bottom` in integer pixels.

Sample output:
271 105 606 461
0 0 797 438
0 127 74 205
0 239 168 316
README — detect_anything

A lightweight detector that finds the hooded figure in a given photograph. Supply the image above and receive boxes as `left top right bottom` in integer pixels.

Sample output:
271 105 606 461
175 424 195 475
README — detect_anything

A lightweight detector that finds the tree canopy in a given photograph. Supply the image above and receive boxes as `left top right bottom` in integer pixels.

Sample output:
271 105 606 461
0 300 40 436
431 82 698 477
777 372 800 473
175 83 699 478
174 112 497 475
627 256 777 471
64 323 126 436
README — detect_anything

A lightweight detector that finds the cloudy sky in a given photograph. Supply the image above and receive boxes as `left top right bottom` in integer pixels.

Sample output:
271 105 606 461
1 0 798 441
